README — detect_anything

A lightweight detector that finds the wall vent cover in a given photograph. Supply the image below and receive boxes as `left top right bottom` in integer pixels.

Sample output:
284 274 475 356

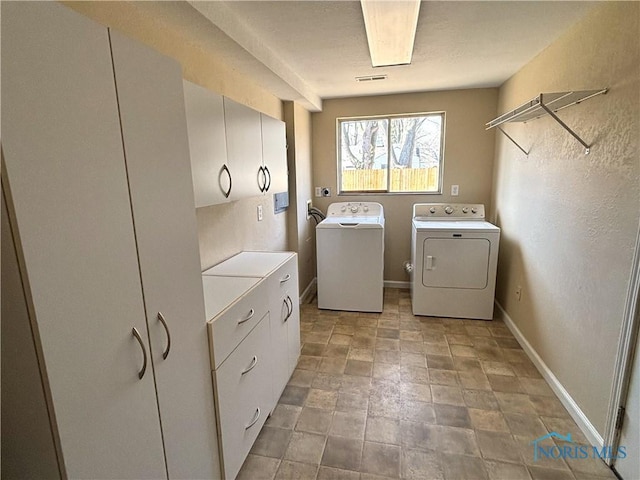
355 74 388 82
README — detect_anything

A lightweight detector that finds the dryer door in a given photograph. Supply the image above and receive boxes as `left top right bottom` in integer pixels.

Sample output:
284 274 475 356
422 237 490 289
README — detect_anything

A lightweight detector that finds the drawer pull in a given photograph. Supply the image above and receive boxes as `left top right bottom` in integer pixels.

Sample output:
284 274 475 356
237 308 255 325
245 407 261 430
279 274 291 284
241 355 258 375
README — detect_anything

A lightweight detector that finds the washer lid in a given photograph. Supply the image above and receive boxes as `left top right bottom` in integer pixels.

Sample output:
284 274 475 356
317 216 385 229
413 219 500 233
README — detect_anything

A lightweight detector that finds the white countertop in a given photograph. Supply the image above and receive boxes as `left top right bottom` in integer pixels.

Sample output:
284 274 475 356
202 251 295 278
201 275 262 321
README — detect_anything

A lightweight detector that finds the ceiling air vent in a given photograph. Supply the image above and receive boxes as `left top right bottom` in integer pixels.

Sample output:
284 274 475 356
355 74 388 82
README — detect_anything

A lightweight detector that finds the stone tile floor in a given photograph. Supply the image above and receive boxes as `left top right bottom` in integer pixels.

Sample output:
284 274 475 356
238 289 616 480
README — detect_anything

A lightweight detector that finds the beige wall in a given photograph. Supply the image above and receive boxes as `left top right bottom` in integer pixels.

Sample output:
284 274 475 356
491 2 639 435
65 1 300 271
312 89 498 282
285 102 317 295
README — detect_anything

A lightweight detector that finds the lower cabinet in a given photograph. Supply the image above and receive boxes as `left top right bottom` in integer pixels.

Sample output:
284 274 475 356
267 255 301 404
213 315 273 479
203 252 301 479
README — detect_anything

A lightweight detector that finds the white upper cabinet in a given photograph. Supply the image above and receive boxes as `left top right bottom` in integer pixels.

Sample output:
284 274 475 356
183 85 289 207
223 97 265 200
183 80 231 206
110 31 221 479
261 113 289 194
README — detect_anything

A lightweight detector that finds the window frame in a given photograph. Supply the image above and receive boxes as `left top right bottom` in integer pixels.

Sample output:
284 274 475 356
336 111 446 195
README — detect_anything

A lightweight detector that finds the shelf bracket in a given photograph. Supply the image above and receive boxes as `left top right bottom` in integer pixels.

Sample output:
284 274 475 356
538 101 591 154
497 127 529 156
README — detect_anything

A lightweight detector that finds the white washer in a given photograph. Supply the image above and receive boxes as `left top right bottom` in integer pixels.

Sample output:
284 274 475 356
411 203 500 320
316 202 384 312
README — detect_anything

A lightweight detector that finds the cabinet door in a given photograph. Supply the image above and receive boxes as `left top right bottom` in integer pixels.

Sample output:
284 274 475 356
2 3 166 478
284 258 301 376
109 31 221 479
268 255 301 405
261 113 289 194
224 97 264 199
183 80 230 207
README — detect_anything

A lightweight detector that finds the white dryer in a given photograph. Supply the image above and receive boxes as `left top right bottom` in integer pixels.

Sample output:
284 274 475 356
316 202 384 312
411 203 500 320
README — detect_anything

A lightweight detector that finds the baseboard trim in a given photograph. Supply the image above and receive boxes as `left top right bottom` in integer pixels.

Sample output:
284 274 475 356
300 277 317 304
384 280 410 289
495 301 604 448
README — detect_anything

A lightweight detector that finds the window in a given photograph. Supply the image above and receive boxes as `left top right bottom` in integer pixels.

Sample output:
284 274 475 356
338 112 444 194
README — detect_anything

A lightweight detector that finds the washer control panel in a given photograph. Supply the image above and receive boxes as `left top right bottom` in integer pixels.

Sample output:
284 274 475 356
413 203 485 219
327 202 384 217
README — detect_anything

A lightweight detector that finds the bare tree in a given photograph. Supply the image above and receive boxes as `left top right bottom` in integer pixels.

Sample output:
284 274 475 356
393 117 427 167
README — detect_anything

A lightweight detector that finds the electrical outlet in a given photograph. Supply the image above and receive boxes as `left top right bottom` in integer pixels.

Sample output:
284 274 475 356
515 285 522 301
322 187 331 197
451 184 459 196
257 205 263 221
315 187 322 197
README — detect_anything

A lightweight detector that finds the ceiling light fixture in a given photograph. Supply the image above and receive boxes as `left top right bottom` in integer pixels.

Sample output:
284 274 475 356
360 0 421 67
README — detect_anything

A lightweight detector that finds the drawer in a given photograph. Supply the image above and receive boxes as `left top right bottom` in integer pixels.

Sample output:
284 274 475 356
269 255 299 300
208 279 268 369
213 315 273 480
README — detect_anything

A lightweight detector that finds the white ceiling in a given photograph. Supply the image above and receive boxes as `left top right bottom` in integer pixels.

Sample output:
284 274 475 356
181 1 597 111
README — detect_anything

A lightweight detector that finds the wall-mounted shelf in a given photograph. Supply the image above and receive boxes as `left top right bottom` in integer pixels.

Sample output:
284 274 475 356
486 89 608 155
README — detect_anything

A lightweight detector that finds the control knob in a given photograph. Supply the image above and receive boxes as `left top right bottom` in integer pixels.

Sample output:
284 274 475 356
471 207 478 214
340 206 346 212
444 206 454 215
363 205 369 212
429 207 436 214
462 207 469 214
351 205 359 213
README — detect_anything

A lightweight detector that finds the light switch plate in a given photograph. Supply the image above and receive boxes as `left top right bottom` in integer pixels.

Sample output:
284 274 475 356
257 205 263 221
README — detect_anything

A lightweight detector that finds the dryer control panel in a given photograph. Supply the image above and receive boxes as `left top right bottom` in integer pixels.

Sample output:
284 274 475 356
413 203 485 220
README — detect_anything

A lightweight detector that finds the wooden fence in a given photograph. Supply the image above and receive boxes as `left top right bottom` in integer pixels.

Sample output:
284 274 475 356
341 167 439 192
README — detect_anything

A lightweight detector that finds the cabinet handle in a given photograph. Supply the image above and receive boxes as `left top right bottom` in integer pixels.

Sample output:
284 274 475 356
220 164 232 198
245 407 261 430
264 166 271 192
237 308 255 325
282 297 291 322
157 312 171 360
132 327 147 380
286 296 294 321
257 166 266 193
279 274 291 284
241 355 258 375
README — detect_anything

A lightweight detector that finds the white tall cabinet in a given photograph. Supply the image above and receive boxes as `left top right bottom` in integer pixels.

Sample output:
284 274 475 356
2 3 219 479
